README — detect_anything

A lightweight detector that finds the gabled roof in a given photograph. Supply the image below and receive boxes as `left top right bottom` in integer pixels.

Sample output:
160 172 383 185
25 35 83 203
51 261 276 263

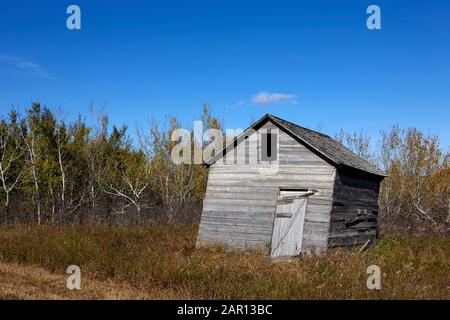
205 114 386 178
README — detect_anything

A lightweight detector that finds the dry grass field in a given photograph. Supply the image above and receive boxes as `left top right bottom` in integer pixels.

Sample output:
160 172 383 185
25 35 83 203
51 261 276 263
0 225 448 300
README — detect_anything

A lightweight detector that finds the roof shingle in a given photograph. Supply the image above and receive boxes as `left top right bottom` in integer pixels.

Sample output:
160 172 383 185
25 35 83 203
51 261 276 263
267 114 385 177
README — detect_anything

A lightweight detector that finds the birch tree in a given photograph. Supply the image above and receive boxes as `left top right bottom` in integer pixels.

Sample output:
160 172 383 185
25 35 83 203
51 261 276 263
96 126 152 222
0 111 26 224
21 104 44 224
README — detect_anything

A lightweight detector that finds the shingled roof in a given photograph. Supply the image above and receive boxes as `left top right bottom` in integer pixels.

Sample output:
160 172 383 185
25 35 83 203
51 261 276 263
266 114 385 177
205 114 386 178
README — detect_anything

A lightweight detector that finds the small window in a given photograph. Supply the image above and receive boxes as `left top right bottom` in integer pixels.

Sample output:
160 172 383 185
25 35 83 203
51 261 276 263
261 133 277 162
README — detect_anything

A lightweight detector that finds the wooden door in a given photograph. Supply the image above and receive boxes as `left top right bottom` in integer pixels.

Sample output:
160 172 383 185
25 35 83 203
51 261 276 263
271 191 308 257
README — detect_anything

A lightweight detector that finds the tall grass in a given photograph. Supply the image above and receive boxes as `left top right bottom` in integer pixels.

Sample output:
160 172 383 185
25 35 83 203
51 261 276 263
0 225 448 299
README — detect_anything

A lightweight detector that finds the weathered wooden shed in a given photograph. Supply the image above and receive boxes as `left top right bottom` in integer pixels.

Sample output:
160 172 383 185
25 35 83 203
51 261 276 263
196 114 386 257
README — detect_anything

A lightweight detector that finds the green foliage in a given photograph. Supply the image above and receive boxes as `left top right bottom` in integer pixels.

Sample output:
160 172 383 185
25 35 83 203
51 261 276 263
0 103 217 224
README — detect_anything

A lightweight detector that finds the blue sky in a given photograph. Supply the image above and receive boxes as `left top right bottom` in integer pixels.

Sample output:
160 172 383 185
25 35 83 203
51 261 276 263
1 0 449 147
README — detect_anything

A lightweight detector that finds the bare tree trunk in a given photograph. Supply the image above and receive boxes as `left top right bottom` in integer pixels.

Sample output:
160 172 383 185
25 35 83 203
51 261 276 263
57 141 66 222
32 167 41 224
21 130 42 224
0 127 25 225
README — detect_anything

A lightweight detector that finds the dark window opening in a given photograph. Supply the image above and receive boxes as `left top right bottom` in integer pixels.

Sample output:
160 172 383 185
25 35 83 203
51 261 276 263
261 133 277 162
279 188 309 193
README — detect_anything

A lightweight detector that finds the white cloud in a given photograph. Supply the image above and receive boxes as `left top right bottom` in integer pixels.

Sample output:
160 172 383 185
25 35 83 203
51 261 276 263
0 54 54 79
251 92 298 105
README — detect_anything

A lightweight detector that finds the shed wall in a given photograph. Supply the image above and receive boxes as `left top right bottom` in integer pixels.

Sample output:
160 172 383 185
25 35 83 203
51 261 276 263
197 121 336 253
328 170 381 247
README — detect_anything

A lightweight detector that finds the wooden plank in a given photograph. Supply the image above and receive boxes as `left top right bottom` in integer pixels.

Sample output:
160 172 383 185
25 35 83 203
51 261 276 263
211 165 333 173
307 197 333 205
306 203 332 213
303 233 328 242
203 198 276 207
205 191 332 201
207 179 335 189
205 186 277 194
199 225 273 236
198 232 270 243
201 211 274 220
198 231 272 242
278 160 334 166
205 192 277 201
303 221 329 233
200 218 273 227
202 204 275 213
208 173 336 182
304 213 330 223
197 237 267 250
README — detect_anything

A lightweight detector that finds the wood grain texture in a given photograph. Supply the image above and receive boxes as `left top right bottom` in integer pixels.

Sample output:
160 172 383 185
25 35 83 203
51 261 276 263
328 170 381 248
197 121 336 253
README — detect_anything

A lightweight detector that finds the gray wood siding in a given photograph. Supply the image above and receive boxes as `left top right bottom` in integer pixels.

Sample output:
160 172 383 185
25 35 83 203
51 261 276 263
197 121 336 253
328 170 381 248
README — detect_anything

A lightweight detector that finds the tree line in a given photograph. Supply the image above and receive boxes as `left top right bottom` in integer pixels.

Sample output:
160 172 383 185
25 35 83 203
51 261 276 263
0 103 219 225
336 127 449 235
1 103 448 234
